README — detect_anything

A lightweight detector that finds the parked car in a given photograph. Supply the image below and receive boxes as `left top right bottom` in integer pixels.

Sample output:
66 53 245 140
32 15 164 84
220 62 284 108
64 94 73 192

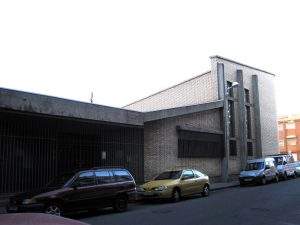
138 169 210 202
6 168 136 216
294 162 300 176
239 158 279 186
269 154 297 180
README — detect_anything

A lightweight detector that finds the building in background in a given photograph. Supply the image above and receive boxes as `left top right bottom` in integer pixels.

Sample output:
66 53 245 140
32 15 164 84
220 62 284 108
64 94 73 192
278 115 300 160
0 56 279 193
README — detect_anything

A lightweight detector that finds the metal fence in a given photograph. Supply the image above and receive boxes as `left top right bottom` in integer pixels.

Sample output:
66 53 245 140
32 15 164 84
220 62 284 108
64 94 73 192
0 109 144 193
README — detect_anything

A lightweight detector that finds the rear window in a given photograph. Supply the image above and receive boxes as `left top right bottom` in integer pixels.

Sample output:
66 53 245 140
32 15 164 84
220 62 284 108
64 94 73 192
113 170 133 182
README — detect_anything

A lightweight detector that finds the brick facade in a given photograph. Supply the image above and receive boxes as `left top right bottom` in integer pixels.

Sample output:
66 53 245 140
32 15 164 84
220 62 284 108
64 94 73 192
278 115 300 160
144 109 222 181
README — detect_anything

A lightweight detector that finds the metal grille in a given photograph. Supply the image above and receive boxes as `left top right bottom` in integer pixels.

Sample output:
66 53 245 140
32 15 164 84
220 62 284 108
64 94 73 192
0 109 144 193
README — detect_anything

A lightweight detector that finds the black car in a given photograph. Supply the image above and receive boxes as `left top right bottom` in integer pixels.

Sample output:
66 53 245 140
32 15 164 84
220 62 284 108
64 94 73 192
6 168 136 216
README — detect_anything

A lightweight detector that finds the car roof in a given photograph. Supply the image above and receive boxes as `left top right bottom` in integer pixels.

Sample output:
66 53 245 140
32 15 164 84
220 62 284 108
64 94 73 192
247 157 274 163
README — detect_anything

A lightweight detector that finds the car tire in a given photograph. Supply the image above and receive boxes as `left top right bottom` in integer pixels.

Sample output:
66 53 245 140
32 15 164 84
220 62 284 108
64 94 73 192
171 188 181 202
283 172 288 180
292 172 297 179
261 176 267 185
274 174 279 183
113 195 128 212
44 203 64 217
201 184 210 197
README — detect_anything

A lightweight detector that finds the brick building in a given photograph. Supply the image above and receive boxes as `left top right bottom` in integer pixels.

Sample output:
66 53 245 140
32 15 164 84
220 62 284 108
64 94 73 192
0 55 279 193
278 115 300 160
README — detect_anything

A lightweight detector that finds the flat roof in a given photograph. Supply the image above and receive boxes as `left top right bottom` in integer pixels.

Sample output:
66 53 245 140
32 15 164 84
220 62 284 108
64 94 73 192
0 87 144 126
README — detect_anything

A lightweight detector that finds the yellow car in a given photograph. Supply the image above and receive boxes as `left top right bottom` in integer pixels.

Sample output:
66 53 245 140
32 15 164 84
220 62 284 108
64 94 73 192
138 169 210 202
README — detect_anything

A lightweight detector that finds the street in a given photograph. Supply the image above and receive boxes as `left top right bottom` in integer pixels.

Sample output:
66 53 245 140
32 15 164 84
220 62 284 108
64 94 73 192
75 178 300 225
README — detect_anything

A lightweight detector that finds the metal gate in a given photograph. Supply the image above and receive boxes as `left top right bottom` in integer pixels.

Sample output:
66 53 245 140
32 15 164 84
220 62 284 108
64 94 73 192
0 109 144 193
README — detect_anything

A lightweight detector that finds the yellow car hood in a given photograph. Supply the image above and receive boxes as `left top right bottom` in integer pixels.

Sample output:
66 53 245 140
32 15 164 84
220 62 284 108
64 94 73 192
141 179 179 190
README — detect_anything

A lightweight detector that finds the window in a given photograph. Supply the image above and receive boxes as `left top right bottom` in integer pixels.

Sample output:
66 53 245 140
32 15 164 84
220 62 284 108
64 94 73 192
287 137 297 146
228 100 235 137
177 129 224 158
155 171 182 180
193 170 204 178
246 106 252 139
230 140 237 156
181 170 194 180
247 142 253 156
227 81 234 97
286 122 295 129
95 170 112 184
244 89 250 103
74 171 95 187
178 139 223 158
279 140 285 147
113 170 133 182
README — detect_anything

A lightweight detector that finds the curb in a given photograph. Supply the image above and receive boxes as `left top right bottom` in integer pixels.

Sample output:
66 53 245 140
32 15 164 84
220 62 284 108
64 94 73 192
210 183 240 191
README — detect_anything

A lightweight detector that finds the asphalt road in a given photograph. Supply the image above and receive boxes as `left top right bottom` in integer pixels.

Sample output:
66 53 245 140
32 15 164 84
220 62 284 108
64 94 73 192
76 178 300 225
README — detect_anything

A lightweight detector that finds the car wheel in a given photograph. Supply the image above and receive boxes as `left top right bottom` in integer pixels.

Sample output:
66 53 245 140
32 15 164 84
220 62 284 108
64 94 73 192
45 203 63 216
274 174 279 183
113 195 128 212
283 172 288 180
201 184 210 197
292 172 297 179
261 176 266 185
171 188 181 202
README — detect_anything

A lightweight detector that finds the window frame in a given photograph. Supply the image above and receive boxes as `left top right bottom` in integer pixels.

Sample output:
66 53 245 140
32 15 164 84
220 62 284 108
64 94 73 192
72 171 96 187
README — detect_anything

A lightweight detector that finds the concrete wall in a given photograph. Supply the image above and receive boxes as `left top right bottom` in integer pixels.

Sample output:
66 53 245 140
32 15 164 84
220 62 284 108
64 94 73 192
211 56 279 168
144 108 223 181
124 71 219 112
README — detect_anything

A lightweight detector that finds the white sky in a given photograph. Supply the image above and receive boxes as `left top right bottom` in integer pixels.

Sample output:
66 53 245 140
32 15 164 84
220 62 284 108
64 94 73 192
0 0 299 116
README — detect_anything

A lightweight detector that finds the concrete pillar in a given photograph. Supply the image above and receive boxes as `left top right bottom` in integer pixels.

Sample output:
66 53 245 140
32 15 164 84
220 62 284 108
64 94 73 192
237 70 247 169
252 75 263 157
217 63 229 182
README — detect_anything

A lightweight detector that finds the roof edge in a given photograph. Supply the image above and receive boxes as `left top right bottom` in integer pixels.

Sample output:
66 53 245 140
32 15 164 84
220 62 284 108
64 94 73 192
210 55 276 76
123 70 211 108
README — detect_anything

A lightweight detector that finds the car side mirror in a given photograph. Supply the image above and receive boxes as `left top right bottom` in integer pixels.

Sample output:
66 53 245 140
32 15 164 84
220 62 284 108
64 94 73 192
71 183 79 189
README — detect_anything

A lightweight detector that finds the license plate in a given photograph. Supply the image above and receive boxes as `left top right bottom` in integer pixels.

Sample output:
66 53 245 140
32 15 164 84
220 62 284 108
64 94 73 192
244 178 252 181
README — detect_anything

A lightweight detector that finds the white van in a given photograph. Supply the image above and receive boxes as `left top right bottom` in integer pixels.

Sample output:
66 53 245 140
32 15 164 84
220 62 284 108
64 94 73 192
239 158 279 186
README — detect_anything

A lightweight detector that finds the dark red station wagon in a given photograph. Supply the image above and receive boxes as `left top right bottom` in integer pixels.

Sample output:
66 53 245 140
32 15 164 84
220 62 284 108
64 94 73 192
6 168 136 216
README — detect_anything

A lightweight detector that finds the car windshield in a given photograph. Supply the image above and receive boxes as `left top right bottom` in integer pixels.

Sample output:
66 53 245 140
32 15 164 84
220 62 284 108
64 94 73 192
155 171 182 180
245 162 265 171
273 157 283 165
46 173 75 188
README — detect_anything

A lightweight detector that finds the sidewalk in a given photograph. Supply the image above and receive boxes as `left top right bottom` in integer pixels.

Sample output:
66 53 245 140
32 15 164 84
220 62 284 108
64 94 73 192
210 181 239 191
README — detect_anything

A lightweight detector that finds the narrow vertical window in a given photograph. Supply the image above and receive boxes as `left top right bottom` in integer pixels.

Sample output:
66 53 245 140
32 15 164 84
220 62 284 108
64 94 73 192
246 106 252 139
228 100 235 137
247 142 253 156
244 89 250 103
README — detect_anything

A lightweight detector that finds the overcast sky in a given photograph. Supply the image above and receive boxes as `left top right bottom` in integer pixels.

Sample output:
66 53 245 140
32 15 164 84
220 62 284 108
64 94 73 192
0 0 299 116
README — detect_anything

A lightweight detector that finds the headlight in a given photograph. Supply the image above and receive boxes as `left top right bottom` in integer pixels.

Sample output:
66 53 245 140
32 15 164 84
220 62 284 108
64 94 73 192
154 185 167 191
22 198 37 205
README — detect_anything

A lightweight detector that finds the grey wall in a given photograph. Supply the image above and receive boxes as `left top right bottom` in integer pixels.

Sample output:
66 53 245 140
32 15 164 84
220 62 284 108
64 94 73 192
211 56 279 173
144 108 223 181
